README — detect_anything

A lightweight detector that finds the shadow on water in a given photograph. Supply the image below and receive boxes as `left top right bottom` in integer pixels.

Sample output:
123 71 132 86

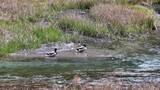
0 54 159 90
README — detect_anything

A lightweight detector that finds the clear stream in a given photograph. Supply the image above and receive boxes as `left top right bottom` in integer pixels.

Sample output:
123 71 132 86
0 54 160 89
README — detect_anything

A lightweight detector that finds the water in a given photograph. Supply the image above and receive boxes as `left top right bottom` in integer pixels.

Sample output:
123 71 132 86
0 57 138 77
0 54 160 89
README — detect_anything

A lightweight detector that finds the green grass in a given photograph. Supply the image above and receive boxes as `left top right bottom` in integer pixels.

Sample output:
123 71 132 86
113 0 159 5
0 19 64 56
113 0 128 4
50 0 101 11
127 5 155 32
90 4 155 35
57 14 154 38
33 27 63 43
128 5 155 16
0 0 157 57
58 17 109 37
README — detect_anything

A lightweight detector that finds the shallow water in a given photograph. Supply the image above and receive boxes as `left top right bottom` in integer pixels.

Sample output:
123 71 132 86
0 54 160 89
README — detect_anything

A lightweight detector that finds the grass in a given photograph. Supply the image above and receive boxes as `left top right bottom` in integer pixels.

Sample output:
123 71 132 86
113 0 128 4
58 16 109 38
0 19 64 56
33 27 63 43
0 0 157 18
57 16 152 38
0 0 107 20
0 0 51 20
50 0 107 11
90 4 154 24
129 0 159 4
0 0 157 56
128 5 155 16
90 4 155 35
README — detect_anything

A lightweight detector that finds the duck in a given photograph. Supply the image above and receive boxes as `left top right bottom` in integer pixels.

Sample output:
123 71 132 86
76 43 87 53
46 48 57 57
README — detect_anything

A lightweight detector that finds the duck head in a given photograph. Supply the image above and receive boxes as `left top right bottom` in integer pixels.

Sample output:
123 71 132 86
82 43 86 47
54 48 57 53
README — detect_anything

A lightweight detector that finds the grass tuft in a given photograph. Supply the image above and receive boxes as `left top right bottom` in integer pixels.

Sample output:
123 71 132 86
90 4 155 34
58 16 109 38
0 19 64 56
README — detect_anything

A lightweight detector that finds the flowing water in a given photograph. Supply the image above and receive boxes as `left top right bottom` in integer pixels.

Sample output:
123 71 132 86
0 54 160 90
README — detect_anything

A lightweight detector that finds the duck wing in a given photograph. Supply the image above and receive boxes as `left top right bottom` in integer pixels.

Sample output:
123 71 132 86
46 51 57 57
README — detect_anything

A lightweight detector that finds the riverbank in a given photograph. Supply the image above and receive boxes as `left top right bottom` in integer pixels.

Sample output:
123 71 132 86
9 42 122 58
0 0 157 57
